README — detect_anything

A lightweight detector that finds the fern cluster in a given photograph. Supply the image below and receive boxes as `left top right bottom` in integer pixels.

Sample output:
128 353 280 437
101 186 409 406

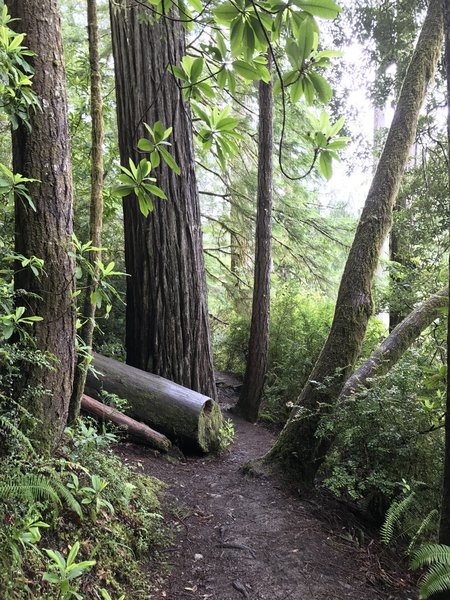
411 544 450 599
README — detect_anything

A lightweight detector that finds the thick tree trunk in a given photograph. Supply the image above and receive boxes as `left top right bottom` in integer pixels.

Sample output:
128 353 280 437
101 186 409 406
69 0 105 423
6 0 75 450
339 287 448 401
235 56 273 422
109 1 216 398
81 394 171 452
85 353 223 452
438 0 450 577
265 0 444 484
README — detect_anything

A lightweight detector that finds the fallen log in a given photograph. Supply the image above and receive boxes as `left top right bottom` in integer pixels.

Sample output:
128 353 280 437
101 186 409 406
85 353 224 453
339 286 449 401
81 394 172 453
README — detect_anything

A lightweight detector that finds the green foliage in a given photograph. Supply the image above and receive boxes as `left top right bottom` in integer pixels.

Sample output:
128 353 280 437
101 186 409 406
0 4 40 129
43 541 96 600
218 418 235 450
113 121 180 217
411 544 450 599
0 417 168 598
320 343 444 535
214 286 335 425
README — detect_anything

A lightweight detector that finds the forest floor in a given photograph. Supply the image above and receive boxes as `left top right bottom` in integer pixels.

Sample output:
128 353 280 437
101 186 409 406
116 376 417 600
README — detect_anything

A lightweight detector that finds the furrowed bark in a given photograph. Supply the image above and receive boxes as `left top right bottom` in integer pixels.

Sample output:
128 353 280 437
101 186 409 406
69 0 105 423
265 0 445 484
109 0 216 398
6 0 75 449
235 56 273 422
340 287 448 400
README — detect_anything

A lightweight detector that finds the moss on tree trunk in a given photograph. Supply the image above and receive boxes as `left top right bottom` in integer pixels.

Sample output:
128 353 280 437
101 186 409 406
264 0 445 485
6 0 75 450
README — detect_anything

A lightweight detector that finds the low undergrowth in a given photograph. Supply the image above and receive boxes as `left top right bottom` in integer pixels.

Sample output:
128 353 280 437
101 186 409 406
0 413 170 599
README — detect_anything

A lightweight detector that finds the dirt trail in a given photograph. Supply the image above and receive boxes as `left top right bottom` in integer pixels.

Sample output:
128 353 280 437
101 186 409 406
118 383 416 600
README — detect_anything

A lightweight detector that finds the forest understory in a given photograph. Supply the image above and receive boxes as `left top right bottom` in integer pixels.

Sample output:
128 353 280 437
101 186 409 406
116 378 416 600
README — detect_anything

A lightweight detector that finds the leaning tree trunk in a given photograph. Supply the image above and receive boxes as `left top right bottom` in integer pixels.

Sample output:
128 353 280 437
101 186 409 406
6 0 75 450
265 0 444 485
109 1 216 398
437 0 450 572
69 0 105 423
235 56 273 422
339 287 448 401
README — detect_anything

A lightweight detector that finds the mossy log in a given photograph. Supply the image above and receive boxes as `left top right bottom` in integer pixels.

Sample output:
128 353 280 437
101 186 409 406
85 353 224 453
81 394 171 452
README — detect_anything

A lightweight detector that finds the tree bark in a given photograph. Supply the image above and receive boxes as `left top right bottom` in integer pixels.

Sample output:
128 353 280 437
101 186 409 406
339 287 448 401
69 0 105 423
235 56 273 422
437 0 450 578
265 0 444 485
6 0 75 450
109 0 216 398
81 394 171 452
85 353 223 452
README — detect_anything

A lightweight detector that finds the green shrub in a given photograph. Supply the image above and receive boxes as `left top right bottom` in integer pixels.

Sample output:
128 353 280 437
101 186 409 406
320 346 444 535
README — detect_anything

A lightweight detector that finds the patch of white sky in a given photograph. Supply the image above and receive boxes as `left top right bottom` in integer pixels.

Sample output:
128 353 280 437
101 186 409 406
318 13 395 217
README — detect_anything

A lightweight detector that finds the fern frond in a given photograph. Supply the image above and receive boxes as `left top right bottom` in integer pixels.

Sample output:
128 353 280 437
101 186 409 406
0 415 35 454
408 509 439 554
0 474 60 505
50 477 82 518
418 562 450 599
381 492 415 545
411 544 450 570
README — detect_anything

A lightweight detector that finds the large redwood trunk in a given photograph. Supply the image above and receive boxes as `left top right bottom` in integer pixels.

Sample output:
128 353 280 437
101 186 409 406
109 1 216 398
6 0 75 449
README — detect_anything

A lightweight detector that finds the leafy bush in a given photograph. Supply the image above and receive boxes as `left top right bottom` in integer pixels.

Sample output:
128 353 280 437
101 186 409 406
320 345 444 535
0 418 169 599
214 283 386 426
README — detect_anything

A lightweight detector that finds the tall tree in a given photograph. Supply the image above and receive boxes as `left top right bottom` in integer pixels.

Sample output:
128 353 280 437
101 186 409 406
234 56 273 422
263 0 444 484
109 0 216 398
69 0 105 423
437 0 450 568
6 0 76 449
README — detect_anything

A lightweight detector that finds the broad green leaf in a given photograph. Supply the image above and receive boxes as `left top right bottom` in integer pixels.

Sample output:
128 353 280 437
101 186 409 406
309 71 332 103
303 75 315 104
137 138 154 152
295 0 341 19
329 115 345 136
290 78 303 103
159 146 181 175
232 60 260 80
230 17 245 56
190 57 204 82
319 151 333 179
143 184 167 199
214 2 240 25
243 23 255 61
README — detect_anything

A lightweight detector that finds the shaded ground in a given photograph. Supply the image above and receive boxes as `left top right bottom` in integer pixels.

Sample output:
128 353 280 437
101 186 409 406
117 379 417 600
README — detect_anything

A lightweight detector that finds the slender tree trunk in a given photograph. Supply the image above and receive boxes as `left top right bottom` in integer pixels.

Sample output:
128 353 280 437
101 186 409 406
109 1 216 398
69 0 105 423
234 56 273 422
6 0 75 449
438 0 450 567
339 287 448 401
389 196 408 332
264 0 444 484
